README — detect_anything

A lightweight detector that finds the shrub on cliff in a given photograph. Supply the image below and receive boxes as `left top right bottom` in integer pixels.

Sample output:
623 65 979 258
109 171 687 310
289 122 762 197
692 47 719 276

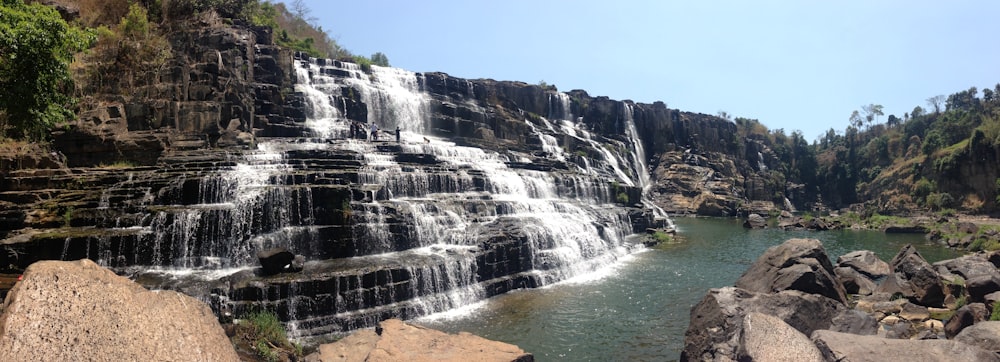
0 0 92 140
73 3 171 96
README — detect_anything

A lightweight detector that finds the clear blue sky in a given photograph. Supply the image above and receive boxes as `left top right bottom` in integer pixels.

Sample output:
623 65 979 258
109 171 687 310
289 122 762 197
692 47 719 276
296 0 1000 142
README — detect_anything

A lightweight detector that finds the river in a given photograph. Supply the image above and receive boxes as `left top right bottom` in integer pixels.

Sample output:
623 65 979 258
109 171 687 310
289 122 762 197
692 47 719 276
415 217 964 361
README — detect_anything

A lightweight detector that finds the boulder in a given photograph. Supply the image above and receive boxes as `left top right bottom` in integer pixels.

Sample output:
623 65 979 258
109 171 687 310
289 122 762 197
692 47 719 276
874 245 945 307
967 274 1000 304
934 254 1000 281
737 312 824 362
836 250 890 279
985 291 1000 310
828 309 878 335
811 330 999 362
0 259 238 362
898 302 930 322
734 238 847 304
944 303 989 338
743 213 767 229
834 266 877 295
954 321 1000 354
257 247 302 275
681 287 843 361
303 319 533 362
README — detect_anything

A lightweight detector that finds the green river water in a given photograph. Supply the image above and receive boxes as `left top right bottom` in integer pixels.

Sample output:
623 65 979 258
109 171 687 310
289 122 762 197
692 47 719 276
416 217 964 361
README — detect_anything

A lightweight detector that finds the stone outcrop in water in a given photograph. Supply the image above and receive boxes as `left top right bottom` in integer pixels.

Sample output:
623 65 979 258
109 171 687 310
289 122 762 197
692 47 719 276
0 259 238 362
303 319 533 362
684 239 1000 362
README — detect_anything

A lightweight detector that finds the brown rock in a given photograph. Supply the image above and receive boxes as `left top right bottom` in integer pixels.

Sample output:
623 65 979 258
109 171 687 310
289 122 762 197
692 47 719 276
734 238 847 304
738 312 824 362
954 321 1000 354
944 303 989 338
304 319 532 362
837 250 891 279
811 329 999 362
681 287 843 361
874 245 945 307
0 259 238 362
899 302 930 322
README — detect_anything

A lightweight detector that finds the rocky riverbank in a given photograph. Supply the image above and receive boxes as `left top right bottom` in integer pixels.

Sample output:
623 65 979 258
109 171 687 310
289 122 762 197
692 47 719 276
682 238 1000 361
741 211 1000 253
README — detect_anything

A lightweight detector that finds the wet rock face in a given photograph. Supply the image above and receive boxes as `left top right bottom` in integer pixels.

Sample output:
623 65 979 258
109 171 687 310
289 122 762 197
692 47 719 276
0 259 238 362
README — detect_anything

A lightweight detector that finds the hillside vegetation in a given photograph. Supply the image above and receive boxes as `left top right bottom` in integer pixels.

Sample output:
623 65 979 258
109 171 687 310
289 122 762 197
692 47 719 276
1 0 386 141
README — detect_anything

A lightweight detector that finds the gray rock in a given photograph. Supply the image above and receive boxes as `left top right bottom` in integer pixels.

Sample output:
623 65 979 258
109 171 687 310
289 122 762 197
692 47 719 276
829 309 878 335
985 291 1000 310
945 303 989 338
899 302 930 322
934 254 1000 281
967 274 1000 304
811 329 999 362
874 244 945 307
954 321 1000 354
681 287 843 361
837 250 890 279
834 266 877 295
0 259 238 362
743 213 767 229
735 238 847 304
738 312 824 362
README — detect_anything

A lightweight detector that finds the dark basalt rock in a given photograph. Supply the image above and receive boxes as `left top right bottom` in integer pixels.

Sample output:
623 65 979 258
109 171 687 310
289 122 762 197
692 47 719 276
681 287 843 361
944 303 989 338
734 238 848 304
256 248 300 276
875 244 946 307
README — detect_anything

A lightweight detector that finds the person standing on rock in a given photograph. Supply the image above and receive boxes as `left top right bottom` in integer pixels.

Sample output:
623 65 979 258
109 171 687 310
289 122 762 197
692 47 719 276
395 126 401 143
370 122 379 141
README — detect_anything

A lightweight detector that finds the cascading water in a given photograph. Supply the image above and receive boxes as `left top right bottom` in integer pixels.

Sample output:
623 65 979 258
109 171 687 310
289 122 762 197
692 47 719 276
61 55 670 341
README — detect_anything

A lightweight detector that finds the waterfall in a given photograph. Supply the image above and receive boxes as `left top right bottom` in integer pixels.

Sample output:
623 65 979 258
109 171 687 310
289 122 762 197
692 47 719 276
73 56 671 340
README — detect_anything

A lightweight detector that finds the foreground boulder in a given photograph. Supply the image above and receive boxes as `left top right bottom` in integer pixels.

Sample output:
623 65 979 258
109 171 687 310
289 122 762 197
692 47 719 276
954 321 1000 354
304 319 533 362
734 238 847 304
738 312 824 362
0 259 238 362
681 287 842 361
811 329 999 362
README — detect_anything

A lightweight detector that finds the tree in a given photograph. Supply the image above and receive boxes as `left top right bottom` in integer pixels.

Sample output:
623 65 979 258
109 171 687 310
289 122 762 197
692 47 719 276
370 52 390 67
0 0 91 140
849 110 863 129
861 103 883 128
887 114 900 128
926 95 945 114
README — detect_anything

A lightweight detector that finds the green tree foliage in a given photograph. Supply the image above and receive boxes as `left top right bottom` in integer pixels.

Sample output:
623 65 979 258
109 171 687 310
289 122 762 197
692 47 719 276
370 51 390 67
0 0 92 140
